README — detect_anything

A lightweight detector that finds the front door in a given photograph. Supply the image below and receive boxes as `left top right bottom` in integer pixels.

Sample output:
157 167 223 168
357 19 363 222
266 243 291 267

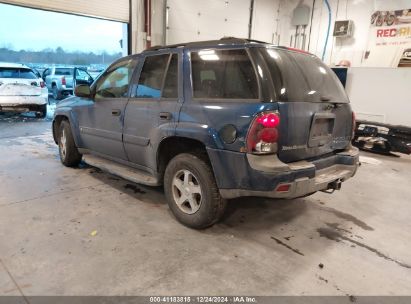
123 51 181 171
76 58 137 160
73 68 94 88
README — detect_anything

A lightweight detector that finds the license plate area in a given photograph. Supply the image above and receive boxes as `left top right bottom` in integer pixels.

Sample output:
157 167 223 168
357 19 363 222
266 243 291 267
308 112 335 148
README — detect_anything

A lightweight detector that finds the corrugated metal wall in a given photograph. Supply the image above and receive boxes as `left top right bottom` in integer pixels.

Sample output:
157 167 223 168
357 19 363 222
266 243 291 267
0 0 130 23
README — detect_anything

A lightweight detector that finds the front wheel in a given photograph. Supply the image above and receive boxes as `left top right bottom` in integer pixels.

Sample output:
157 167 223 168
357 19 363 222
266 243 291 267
58 120 82 167
164 153 227 229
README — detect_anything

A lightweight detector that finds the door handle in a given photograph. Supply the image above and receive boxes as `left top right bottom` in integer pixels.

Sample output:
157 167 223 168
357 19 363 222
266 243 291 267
159 112 172 120
112 109 121 116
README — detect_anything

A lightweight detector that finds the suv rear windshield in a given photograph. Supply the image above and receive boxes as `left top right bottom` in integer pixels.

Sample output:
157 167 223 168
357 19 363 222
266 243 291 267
261 48 349 103
55 68 73 76
0 68 37 79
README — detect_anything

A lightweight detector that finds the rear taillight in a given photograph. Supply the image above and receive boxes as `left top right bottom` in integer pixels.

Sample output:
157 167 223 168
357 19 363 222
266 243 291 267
246 111 280 154
61 76 66 86
40 81 45 88
352 111 356 138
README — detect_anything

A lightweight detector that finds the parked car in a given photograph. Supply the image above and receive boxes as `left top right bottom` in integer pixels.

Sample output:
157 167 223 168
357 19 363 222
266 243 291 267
0 62 48 118
52 38 359 228
42 66 94 100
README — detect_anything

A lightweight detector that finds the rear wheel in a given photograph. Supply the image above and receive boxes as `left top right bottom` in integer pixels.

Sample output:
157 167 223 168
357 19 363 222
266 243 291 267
58 120 82 167
52 85 63 100
164 153 227 229
35 104 47 119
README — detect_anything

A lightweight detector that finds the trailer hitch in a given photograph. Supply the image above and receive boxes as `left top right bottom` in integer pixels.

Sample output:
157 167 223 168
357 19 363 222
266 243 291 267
321 179 342 194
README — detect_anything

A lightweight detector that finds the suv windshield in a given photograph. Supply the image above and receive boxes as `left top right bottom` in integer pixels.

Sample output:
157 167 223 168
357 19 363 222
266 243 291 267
261 48 349 103
0 67 37 79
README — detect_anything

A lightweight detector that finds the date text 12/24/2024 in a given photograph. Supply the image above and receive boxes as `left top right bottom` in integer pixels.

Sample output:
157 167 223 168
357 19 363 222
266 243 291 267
149 297 257 303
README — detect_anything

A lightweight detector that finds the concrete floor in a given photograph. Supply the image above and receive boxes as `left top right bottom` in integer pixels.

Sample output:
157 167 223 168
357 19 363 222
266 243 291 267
0 113 411 296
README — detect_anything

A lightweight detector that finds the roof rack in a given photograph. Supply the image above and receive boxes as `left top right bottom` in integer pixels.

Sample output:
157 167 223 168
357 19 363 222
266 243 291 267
142 37 270 52
144 43 186 52
219 37 268 44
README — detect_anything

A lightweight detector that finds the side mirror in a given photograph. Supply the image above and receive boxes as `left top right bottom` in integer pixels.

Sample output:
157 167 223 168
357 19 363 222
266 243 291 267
74 84 92 98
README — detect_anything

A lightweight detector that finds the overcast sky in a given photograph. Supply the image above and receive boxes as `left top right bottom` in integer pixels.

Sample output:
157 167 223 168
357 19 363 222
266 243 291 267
0 3 125 54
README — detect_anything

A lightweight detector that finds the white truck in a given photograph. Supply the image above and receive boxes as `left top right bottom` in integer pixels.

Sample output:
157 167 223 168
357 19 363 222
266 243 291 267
42 67 94 100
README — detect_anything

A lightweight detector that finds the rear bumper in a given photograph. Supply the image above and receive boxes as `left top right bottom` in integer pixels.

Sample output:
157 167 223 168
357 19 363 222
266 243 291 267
0 97 47 113
0 96 47 107
207 146 360 199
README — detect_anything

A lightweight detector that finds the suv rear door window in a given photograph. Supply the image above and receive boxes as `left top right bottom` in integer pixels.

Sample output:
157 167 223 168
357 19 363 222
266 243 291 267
191 49 258 99
137 54 170 99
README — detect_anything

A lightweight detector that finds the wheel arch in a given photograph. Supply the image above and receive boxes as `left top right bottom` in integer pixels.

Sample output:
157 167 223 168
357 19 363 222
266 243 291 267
52 111 81 147
157 136 211 178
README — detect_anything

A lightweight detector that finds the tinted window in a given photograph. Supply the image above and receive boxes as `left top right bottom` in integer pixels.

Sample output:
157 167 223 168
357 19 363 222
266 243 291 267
55 68 73 76
0 68 37 79
95 59 137 98
261 48 349 103
191 49 258 99
162 54 178 98
137 54 169 98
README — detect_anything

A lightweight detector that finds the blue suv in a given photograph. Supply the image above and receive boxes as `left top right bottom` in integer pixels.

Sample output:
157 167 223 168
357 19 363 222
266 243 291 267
52 38 359 229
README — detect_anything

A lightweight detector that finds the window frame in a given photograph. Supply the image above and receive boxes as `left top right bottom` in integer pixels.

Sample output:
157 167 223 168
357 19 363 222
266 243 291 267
92 57 138 100
130 50 181 101
161 53 179 100
188 47 261 102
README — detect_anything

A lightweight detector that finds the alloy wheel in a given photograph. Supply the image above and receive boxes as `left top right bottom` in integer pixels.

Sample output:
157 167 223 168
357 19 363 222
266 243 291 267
172 169 202 214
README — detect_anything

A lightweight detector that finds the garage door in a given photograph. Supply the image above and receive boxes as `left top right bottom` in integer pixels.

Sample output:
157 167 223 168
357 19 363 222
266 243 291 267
166 0 251 44
0 0 130 23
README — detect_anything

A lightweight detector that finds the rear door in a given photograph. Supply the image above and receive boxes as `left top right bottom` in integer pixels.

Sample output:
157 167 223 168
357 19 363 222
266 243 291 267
123 50 181 170
259 48 353 163
76 58 137 160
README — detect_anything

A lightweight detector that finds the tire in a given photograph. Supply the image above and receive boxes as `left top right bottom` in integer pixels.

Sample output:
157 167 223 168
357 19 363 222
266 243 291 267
35 104 47 119
58 120 82 167
164 153 227 229
52 85 63 100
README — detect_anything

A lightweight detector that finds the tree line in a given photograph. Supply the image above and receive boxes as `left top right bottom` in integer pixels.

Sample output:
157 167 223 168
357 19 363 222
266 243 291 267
0 47 122 65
